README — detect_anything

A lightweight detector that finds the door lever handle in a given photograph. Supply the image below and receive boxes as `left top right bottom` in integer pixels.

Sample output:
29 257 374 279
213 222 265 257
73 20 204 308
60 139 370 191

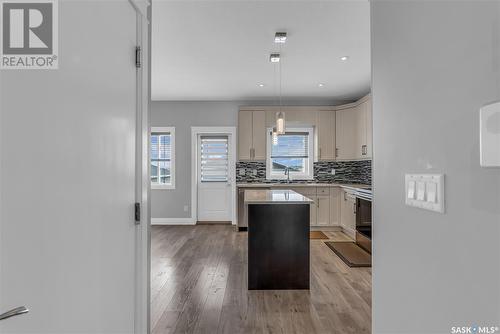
0 306 29 321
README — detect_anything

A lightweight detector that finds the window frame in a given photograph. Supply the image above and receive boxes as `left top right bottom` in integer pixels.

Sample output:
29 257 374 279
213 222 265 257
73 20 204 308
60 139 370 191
151 126 176 190
266 127 314 181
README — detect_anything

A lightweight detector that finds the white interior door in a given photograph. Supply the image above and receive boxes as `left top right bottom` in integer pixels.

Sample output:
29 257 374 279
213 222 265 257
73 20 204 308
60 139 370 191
197 135 233 222
0 1 142 333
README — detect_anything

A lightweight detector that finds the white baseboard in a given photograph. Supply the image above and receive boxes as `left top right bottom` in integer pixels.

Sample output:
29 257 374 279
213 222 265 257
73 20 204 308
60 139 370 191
151 218 196 225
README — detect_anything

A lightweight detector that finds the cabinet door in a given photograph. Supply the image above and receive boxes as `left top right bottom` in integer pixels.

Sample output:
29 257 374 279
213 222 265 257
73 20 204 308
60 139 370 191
329 187 341 226
336 107 358 160
316 195 330 226
310 196 318 226
340 190 349 229
317 110 335 160
355 103 366 159
347 197 356 234
238 110 253 160
340 190 356 238
252 110 266 160
364 98 373 158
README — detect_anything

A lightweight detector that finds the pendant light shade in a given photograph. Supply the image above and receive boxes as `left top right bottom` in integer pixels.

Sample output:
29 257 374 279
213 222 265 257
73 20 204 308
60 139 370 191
276 111 285 134
272 127 278 145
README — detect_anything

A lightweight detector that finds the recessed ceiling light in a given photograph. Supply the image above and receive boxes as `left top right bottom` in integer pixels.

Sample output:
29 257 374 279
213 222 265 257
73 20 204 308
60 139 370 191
270 53 280 63
274 32 287 44
318 83 325 87
340 56 349 61
258 83 265 87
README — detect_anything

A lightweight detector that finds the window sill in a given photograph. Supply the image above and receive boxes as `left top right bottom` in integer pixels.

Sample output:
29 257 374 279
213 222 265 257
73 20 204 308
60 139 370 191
151 184 175 190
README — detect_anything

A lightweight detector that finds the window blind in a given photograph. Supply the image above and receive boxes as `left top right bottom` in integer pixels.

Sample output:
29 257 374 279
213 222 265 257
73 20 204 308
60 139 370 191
200 136 228 182
271 132 309 158
151 133 171 184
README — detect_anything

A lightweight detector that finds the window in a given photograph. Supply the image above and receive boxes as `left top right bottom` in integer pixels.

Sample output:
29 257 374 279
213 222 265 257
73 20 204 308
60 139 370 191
151 127 175 189
266 127 314 180
200 136 229 182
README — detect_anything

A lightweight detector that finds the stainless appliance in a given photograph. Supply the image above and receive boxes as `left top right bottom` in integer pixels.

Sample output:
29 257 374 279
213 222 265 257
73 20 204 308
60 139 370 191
355 189 372 254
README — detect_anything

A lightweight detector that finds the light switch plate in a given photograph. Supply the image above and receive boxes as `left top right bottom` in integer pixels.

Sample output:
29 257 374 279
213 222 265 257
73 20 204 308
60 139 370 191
405 174 445 213
480 101 500 167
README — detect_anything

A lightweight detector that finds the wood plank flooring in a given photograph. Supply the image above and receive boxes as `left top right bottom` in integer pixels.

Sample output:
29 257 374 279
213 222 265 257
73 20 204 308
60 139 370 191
151 225 371 334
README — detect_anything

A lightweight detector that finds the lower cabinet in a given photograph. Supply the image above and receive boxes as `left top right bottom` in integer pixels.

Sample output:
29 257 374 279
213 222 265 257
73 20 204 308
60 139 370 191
286 186 339 227
340 189 357 238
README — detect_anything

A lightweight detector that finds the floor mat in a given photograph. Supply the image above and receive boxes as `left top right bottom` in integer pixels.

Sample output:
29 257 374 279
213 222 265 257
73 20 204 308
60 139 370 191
324 241 371 267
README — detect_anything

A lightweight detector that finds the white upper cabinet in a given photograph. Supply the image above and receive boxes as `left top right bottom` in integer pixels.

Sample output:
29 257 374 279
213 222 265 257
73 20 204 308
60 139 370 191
238 109 266 161
336 105 358 160
252 111 266 160
364 98 373 159
238 110 253 160
335 94 372 160
317 110 336 160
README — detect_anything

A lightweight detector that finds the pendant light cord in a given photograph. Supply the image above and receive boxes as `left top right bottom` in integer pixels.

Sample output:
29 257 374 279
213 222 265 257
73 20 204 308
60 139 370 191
279 43 283 111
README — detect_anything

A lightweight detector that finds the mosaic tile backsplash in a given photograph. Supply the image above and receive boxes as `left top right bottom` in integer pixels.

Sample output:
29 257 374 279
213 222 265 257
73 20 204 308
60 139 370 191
236 160 371 185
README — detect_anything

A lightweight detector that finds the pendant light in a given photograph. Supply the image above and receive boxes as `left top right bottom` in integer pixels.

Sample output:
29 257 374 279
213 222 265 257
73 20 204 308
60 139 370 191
276 111 285 134
272 32 286 135
272 126 278 146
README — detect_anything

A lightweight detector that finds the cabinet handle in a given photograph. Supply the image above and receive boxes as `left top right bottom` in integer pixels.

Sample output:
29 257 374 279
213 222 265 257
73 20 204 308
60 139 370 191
335 148 339 158
353 203 356 215
362 145 367 155
250 148 254 159
319 148 322 159
344 191 347 201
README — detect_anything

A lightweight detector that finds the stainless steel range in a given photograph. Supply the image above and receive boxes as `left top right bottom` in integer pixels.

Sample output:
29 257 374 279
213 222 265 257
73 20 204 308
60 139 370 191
354 187 372 254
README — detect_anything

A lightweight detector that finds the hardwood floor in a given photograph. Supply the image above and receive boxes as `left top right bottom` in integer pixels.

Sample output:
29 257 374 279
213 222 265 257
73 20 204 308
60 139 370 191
151 225 371 334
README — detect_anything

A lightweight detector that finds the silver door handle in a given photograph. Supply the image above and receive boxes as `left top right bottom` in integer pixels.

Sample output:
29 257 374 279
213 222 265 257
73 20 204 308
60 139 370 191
0 306 29 321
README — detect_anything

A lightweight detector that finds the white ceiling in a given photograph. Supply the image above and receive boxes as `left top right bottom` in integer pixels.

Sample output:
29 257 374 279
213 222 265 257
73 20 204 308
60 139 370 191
152 1 371 102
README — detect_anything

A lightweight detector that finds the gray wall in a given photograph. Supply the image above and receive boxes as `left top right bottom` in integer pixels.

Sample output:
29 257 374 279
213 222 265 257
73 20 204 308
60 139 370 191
151 99 344 219
371 1 500 333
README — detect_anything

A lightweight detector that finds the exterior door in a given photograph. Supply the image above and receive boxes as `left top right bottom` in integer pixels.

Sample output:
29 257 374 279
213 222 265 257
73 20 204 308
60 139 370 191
0 1 142 333
197 135 233 221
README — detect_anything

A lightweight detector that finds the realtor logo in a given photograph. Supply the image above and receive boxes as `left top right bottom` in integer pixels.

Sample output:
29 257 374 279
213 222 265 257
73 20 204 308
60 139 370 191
1 0 58 69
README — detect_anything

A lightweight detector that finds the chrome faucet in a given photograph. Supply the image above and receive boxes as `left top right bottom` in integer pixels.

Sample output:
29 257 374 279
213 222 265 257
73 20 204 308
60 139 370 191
284 167 291 183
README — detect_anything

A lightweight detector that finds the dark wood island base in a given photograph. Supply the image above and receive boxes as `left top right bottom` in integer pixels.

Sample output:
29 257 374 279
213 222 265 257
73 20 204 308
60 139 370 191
247 203 310 290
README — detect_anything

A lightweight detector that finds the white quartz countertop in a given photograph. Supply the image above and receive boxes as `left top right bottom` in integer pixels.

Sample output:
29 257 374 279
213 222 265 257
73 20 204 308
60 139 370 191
244 189 314 204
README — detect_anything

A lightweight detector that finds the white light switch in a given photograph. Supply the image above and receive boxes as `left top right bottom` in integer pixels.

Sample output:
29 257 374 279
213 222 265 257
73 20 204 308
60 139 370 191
407 181 416 199
405 174 445 213
426 182 437 203
416 181 426 201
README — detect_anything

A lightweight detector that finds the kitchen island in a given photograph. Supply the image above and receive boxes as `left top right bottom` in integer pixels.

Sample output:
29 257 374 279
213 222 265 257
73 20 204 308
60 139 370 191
244 189 314 290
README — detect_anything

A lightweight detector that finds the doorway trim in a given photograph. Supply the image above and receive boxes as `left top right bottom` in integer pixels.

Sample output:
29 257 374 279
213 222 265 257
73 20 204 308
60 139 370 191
191 126 237 225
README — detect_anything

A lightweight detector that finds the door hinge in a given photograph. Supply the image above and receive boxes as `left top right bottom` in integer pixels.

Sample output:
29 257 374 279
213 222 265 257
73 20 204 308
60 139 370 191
135 202 141 223
135 46 142 68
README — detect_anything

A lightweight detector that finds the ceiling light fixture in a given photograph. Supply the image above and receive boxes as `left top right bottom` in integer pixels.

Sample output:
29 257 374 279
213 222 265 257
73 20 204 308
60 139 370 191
340 56 349 61
274 32 287 44
318 83 325 87
270 53 281 63
258 83 265 87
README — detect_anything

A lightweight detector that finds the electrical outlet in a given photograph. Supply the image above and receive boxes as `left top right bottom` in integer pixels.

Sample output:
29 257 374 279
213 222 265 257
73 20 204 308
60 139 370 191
238 168 245 176
331 169 336 175
252 169 257 176
183 205 189 212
